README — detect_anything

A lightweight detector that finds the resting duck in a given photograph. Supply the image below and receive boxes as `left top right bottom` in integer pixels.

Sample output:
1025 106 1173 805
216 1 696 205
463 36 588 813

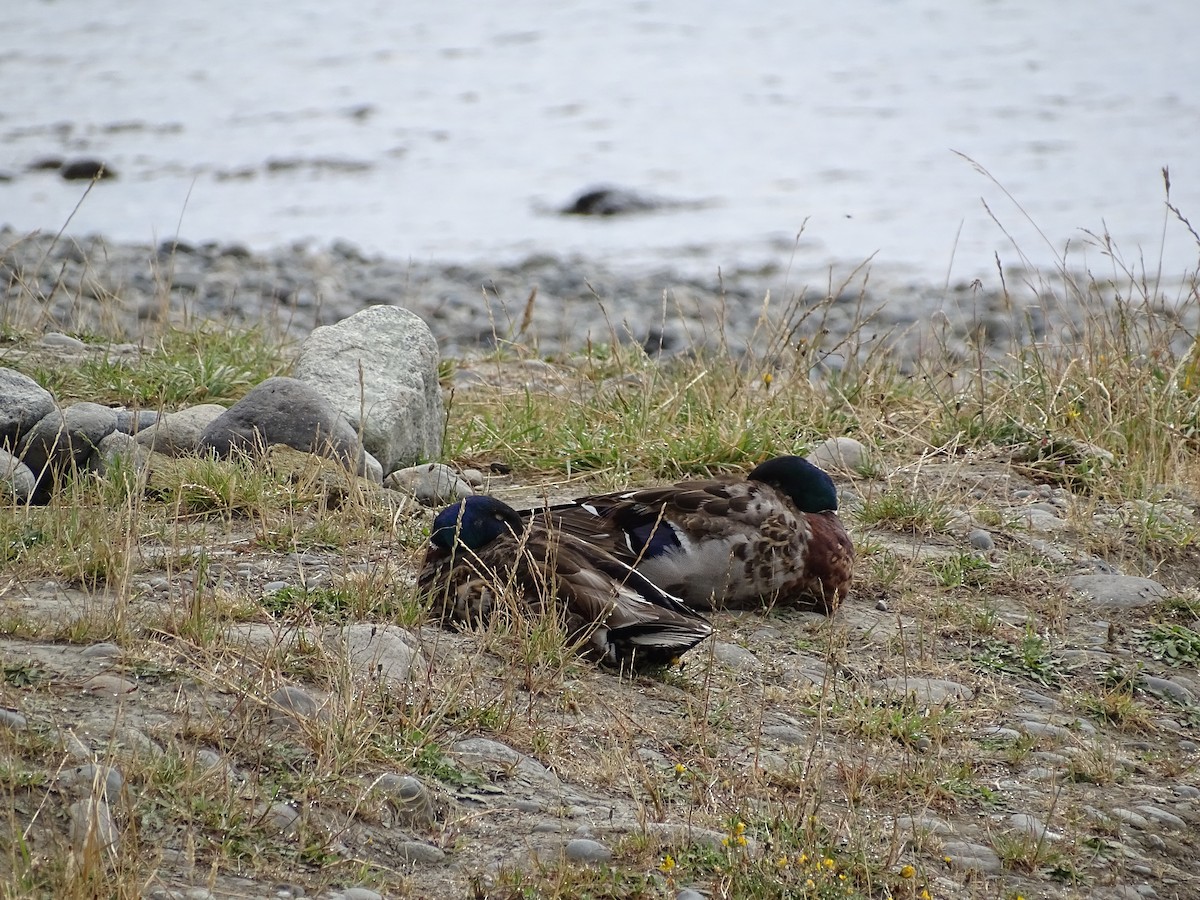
418 495 713 668
532 455 854 612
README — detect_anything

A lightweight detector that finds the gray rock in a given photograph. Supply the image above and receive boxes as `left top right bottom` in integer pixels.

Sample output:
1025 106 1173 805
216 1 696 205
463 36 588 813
711 641 761 670
266 685 327 725
0 448 36 502
38 332 87 351
58 764 126 802
896 814 952 835
760 724 808 746
1134 805 1186 830
872 677 973 705
676 891 708 900
385 462 473 506
0 708 28 730
362 450 384 485
261 801 300 834
199 377 365 474
18 401 118 490
337 890 384 900
292 304 444 473
1018 720 1074 742
114 409 159 435
940 840 1002 874
81 642 122 660
1008 813 1060 841
807 436 869 473
368 773 438 827
1140 675 1195 705
451 737 558 784
396 841 446 864
0 367 55 450
135 404 226 456
68 797 119 855
94 430 149 477
1069 574 1167 610
324 624 424 688
564 838 613 863
967 528 994 551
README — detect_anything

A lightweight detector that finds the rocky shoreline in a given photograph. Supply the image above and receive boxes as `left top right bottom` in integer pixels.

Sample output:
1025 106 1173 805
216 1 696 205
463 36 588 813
0 226 1120 366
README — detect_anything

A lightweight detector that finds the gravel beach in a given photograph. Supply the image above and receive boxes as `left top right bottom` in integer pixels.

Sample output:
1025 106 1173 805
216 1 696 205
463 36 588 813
1 225 1114 367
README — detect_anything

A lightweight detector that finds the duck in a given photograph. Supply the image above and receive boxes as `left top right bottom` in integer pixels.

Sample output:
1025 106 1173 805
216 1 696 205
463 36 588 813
418 494 714 668
530 455 854 612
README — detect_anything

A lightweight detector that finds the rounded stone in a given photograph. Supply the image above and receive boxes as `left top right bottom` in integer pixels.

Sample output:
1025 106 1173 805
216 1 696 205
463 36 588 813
385 463 473 506
68 797 119 854
807 436 869 473
967 528 994 551
0 709 28 731
266 685 325 724
564 838 613 863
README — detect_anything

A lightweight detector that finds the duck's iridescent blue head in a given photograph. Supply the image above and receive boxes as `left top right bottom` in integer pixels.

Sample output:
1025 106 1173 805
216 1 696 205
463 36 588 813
748 455 839 512
430 495 525 550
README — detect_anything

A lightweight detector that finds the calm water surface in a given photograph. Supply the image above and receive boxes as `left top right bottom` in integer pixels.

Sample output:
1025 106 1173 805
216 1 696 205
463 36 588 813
2 0 1198 282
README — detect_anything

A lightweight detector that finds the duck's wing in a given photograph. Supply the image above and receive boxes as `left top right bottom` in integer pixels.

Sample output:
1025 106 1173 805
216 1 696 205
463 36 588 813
543 534 714 666
531 476 760 562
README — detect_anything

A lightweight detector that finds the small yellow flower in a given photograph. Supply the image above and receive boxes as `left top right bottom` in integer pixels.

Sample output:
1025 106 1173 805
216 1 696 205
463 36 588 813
823 857 836 870
763 372 774 389
673 763 687 776
733 821 746 835
806 879 816 890
776 855 790 868
798 853 808 865
919 890 933 900
735 835 748 847
900 864 915 879
659 854 676 873
721 837 730 847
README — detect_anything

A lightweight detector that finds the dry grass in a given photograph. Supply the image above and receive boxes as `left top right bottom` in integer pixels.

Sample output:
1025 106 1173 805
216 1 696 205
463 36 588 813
3 192 1200 898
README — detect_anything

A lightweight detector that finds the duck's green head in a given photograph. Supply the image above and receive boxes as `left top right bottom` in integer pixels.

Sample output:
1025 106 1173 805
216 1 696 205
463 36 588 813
431 495 525 550
748 455 839 512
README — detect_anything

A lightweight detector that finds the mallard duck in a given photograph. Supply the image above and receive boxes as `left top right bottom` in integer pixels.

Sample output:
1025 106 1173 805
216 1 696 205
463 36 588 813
418 495 713 667
531 455 854 612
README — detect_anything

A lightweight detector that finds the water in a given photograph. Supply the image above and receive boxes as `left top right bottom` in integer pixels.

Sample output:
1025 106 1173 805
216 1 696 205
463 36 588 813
3 0 1198 283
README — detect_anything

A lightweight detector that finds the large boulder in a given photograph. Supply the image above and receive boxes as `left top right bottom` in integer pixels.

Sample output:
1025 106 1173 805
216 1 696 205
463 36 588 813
198 377 365 475
292 305 443 475
0 367 56 451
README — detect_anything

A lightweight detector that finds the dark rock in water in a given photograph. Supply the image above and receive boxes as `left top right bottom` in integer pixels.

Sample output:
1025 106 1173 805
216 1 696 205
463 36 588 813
157 239 195 256
198 377 366 475
60 159 116 181
561 185 664 216
0 367 56 451
0 171 14 183
26 156 65 172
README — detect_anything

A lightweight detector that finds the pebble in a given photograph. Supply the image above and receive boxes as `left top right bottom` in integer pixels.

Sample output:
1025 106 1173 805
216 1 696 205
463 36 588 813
81 641 123 659
385 462 474 506
1018 721 1074 742
872 677 972 705
0 709 27 730
1068 574 1168 610
81 674 138 696
967 528 994 550
58 764 126 801
367 773 438 827
1140 676 1195 705
324 623 423 688
396 841 446 864
940 840 1002 874
266 685 327 725
806 436 869 473
711 641 761 670
564 838 613 863
262 802 301 835
68 797 119 854
675 891 708 900
333 889 383 900
1008 813 1060 841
